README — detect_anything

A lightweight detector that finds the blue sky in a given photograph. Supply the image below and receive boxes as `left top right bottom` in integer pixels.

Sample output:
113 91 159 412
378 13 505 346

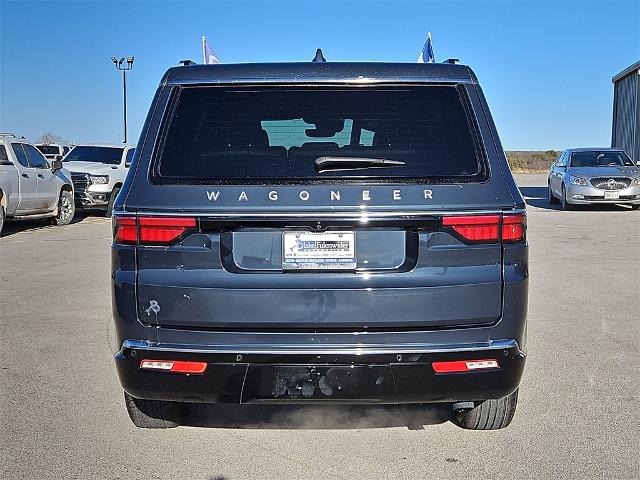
0 0 638 150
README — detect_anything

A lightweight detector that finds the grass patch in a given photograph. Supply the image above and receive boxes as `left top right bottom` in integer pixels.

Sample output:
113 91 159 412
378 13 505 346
506 150 559 173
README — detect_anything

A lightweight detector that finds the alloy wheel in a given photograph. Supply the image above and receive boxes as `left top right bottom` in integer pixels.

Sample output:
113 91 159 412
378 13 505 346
58 193 74 223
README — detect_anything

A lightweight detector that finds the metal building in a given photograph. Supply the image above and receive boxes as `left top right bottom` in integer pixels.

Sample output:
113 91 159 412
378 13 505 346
612 61 640 161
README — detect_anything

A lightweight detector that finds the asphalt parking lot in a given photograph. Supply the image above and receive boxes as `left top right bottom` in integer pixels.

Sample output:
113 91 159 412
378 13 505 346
1 174 638 480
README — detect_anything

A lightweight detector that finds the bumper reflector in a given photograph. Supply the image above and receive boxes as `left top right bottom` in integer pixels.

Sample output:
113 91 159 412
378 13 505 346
432 359 499 373
140 359 207 374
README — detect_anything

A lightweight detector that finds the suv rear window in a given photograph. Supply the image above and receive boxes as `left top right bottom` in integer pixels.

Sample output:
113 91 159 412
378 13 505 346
154 85 487 184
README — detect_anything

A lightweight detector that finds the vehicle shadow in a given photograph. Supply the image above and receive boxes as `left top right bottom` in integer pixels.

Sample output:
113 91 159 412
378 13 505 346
0 210 107 238
518 186 632 211
184 403 452 430
518 186 558 210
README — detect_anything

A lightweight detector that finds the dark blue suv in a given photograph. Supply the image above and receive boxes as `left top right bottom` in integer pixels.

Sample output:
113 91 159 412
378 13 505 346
112 61 528 430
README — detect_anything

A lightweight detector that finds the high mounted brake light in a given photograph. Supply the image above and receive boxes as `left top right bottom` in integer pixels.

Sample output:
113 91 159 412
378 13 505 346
113 216 196 245
442 213 526 243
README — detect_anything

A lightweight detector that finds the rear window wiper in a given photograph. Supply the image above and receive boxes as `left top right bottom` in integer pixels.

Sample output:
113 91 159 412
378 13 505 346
314 156 406 173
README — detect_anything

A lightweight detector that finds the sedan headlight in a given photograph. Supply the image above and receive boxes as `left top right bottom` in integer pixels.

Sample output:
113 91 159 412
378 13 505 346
633 177 640 185
569 175 588 186
90 175 109 184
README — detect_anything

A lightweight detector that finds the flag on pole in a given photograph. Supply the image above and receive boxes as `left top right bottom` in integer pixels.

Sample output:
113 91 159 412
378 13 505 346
202 36 221 64
417 32 435 63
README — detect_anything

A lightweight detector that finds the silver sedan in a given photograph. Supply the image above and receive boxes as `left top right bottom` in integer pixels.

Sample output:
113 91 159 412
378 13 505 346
548 148 640 210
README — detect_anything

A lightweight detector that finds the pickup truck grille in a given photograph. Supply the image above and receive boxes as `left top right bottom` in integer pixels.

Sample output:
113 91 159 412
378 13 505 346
590 177 632 190
71 173 90 190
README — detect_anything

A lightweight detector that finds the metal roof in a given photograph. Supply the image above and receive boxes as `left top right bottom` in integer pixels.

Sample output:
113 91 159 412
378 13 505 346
612 61 640 83
161 62 478 86
565 147 626 152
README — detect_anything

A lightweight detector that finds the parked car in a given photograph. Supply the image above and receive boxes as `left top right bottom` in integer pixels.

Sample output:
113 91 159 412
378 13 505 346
63 144 135 216
112 60 528 430
35 143 72 161
0 134 75 234
548 148 640 210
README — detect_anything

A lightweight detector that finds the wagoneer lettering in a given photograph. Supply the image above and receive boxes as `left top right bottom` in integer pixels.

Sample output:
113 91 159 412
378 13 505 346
204 187 437 204
113 61 528 430
206 190 220 201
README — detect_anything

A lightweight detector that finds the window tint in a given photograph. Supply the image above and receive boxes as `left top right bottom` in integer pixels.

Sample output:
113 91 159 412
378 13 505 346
63 146 70 155
11 144 30 167
557 152 566 167
570 150 634 167
155 85 486 184
63 146 124 165
36 145 60 155
0 145 11 164
555 152 563 165
125 148 135 166
24 144 49 168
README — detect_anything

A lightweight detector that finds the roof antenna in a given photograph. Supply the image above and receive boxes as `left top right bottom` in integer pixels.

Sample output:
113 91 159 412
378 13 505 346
312 48 326 63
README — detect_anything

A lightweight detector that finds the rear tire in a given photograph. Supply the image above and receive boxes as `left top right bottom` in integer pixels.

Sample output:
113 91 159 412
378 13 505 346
106 187 120 217
548 183 559 205
123 391 189 429
54 190 75 225
455 389 519 430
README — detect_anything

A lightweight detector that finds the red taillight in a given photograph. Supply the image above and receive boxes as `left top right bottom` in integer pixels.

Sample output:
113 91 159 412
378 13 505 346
113 216 137 244
138 217 196 244
432 359 499 373
442 213 526 243
140 359 207 374
113 216 196 245
502 213 526 243
442 215 500 242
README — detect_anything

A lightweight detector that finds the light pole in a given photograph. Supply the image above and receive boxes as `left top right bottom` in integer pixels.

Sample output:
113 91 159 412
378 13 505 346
111 56 134 143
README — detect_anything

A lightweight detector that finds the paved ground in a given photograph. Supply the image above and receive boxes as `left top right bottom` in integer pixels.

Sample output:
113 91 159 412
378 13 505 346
1 174 639 480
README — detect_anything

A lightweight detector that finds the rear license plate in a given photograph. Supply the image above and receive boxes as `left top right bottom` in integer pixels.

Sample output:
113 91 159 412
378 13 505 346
283 231 356 270
241 364 396 402
604 191 620 199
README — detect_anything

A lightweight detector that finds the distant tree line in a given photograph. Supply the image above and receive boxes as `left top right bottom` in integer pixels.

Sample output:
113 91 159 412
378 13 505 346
36 132 72 145
506 150 560 173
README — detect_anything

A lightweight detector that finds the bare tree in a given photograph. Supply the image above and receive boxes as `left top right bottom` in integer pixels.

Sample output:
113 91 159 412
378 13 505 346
36 132 70 145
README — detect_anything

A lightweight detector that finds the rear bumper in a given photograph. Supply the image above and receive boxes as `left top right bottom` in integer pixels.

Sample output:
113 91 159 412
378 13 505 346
115 339 525 404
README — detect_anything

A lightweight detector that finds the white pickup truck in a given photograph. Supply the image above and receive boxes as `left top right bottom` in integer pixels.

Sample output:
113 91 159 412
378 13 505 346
62 144 135 216
0 134 75 234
